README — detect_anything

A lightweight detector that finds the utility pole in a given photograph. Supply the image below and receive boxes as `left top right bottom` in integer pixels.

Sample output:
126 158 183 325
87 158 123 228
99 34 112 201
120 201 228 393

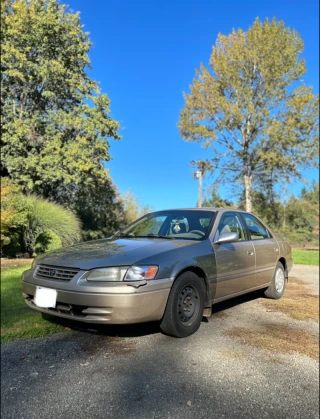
195 171 202 208
282 186 288 232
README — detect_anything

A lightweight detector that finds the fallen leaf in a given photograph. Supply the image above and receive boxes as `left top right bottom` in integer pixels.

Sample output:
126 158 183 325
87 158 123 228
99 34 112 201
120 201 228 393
187 401 192 407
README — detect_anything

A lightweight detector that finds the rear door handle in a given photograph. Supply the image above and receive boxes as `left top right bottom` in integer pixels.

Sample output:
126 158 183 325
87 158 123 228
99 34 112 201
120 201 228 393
274 248 279 252
247 251 254 255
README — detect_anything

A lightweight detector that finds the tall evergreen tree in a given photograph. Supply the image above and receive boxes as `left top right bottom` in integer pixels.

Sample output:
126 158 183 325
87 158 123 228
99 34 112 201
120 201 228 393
1 0 123 235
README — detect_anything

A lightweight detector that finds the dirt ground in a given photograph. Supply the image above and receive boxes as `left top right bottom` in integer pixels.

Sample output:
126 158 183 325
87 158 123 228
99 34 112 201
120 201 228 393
1 263 319 419
0 258 33 270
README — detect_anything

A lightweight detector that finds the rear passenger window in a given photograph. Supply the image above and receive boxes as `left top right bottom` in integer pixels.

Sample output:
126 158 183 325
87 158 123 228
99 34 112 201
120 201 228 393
242 214 270 240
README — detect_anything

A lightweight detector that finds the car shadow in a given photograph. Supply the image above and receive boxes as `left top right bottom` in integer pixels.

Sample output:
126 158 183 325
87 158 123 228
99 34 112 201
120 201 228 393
42 289 265 335
42 313 161 338
211 289 265 315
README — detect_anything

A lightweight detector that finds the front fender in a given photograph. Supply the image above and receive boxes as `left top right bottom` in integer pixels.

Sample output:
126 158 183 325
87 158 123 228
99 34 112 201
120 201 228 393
168 260 216 307
169 259 208 280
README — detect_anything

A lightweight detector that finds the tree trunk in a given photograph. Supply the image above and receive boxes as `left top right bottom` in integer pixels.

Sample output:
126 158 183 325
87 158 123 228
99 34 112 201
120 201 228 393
244 175 252 212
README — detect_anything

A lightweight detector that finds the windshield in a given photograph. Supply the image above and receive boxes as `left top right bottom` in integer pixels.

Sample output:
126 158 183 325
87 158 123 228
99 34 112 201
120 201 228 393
118 210 216 241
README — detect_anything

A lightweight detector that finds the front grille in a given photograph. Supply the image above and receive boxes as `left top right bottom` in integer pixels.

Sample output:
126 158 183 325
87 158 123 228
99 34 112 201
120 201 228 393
35 265 79 281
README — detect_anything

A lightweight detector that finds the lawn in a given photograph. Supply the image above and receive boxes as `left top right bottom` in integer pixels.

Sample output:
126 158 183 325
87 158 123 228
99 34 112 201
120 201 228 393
1 265 68 344
292 249 319 266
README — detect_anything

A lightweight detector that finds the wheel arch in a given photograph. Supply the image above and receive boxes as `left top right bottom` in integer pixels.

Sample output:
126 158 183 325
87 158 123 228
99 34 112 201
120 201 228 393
173 265 211 307
278 257 288 280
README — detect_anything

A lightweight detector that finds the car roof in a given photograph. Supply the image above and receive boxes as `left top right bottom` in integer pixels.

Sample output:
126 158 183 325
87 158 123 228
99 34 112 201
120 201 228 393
152 208 251 214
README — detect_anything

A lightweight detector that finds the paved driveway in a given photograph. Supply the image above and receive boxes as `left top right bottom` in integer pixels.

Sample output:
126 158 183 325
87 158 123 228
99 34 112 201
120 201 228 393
1 264 319 419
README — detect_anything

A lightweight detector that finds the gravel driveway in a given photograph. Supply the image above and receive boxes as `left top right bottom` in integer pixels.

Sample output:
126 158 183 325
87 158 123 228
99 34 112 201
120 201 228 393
1 264 319 419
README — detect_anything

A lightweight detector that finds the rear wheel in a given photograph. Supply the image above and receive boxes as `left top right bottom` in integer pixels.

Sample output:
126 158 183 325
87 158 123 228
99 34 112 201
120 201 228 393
160 271 205 338
264 261 286 299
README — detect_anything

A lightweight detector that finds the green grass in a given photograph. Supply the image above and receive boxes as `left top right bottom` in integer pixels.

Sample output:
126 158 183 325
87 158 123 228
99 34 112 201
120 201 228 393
1 266 68 343
292 249 319 266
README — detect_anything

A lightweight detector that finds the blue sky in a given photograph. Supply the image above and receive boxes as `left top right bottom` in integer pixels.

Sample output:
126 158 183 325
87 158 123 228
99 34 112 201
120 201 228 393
68 0 319 210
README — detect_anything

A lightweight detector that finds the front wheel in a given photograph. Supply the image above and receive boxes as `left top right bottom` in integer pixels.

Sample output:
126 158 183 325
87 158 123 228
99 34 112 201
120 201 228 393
264 261 286 299
160 271 205 338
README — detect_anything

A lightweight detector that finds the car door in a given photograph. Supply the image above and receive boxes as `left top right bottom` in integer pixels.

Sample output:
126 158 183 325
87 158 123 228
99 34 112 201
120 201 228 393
240 213 279 287
213 212 256 300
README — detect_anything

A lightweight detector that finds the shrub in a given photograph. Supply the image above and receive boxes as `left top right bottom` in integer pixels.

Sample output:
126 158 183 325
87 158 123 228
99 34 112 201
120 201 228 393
1 231 22 257
22 195 81 256
1 189 81 256
35 230 62 255
284 230 315 247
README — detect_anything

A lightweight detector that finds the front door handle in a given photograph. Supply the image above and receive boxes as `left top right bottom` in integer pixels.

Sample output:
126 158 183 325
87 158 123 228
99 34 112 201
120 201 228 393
274 248 279 252
247 251 254 256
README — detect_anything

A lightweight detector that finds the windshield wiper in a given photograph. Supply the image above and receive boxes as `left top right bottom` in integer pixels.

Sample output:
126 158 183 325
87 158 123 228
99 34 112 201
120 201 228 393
141 234 176 240
115 233 175 240
115 233 135 238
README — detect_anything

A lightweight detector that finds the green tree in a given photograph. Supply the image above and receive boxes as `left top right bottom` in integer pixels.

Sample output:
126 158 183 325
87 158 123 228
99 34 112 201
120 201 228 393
236 181 319 245
300 181 319 206
35 230 62 255
239 189 282 229
1 0 122 233
78 181 126 241
121 191 153 225
284 182 319 246
202 186 235 208
179 18 319 212
0 179 26 245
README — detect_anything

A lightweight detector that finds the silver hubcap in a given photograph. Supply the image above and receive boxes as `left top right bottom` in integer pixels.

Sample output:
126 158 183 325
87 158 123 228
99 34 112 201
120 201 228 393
275 268 285 293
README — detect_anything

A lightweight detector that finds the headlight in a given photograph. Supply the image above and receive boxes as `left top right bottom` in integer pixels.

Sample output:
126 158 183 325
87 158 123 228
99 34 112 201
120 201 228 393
32 258 37 269
124 266 158 281
87 267 129 282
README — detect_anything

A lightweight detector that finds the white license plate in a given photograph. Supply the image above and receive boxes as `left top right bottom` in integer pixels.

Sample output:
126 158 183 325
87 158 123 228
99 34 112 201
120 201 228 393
34 286 57 308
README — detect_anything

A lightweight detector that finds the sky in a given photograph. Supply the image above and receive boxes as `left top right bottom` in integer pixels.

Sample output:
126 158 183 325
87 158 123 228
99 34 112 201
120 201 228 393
68 0 319 210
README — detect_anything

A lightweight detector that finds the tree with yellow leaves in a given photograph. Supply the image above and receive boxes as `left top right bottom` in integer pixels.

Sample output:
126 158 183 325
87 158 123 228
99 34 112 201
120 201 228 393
0 181 22 244
179 18 319 211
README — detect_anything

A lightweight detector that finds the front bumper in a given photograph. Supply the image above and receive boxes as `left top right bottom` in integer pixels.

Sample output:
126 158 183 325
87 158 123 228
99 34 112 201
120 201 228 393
21 269 172 324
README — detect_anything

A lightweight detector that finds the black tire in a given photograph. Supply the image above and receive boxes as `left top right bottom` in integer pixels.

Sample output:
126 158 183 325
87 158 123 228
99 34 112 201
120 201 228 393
264 261 286 299
160 271 206 338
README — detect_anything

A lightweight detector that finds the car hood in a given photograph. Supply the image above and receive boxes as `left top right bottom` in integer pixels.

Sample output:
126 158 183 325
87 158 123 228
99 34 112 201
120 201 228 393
35 237 196 270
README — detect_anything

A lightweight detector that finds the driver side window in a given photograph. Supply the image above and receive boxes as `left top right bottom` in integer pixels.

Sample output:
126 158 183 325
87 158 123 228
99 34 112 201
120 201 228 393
217 213 246 241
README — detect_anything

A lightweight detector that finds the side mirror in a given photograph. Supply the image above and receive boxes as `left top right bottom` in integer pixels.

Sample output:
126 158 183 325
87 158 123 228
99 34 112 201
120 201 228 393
214 232 239 244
